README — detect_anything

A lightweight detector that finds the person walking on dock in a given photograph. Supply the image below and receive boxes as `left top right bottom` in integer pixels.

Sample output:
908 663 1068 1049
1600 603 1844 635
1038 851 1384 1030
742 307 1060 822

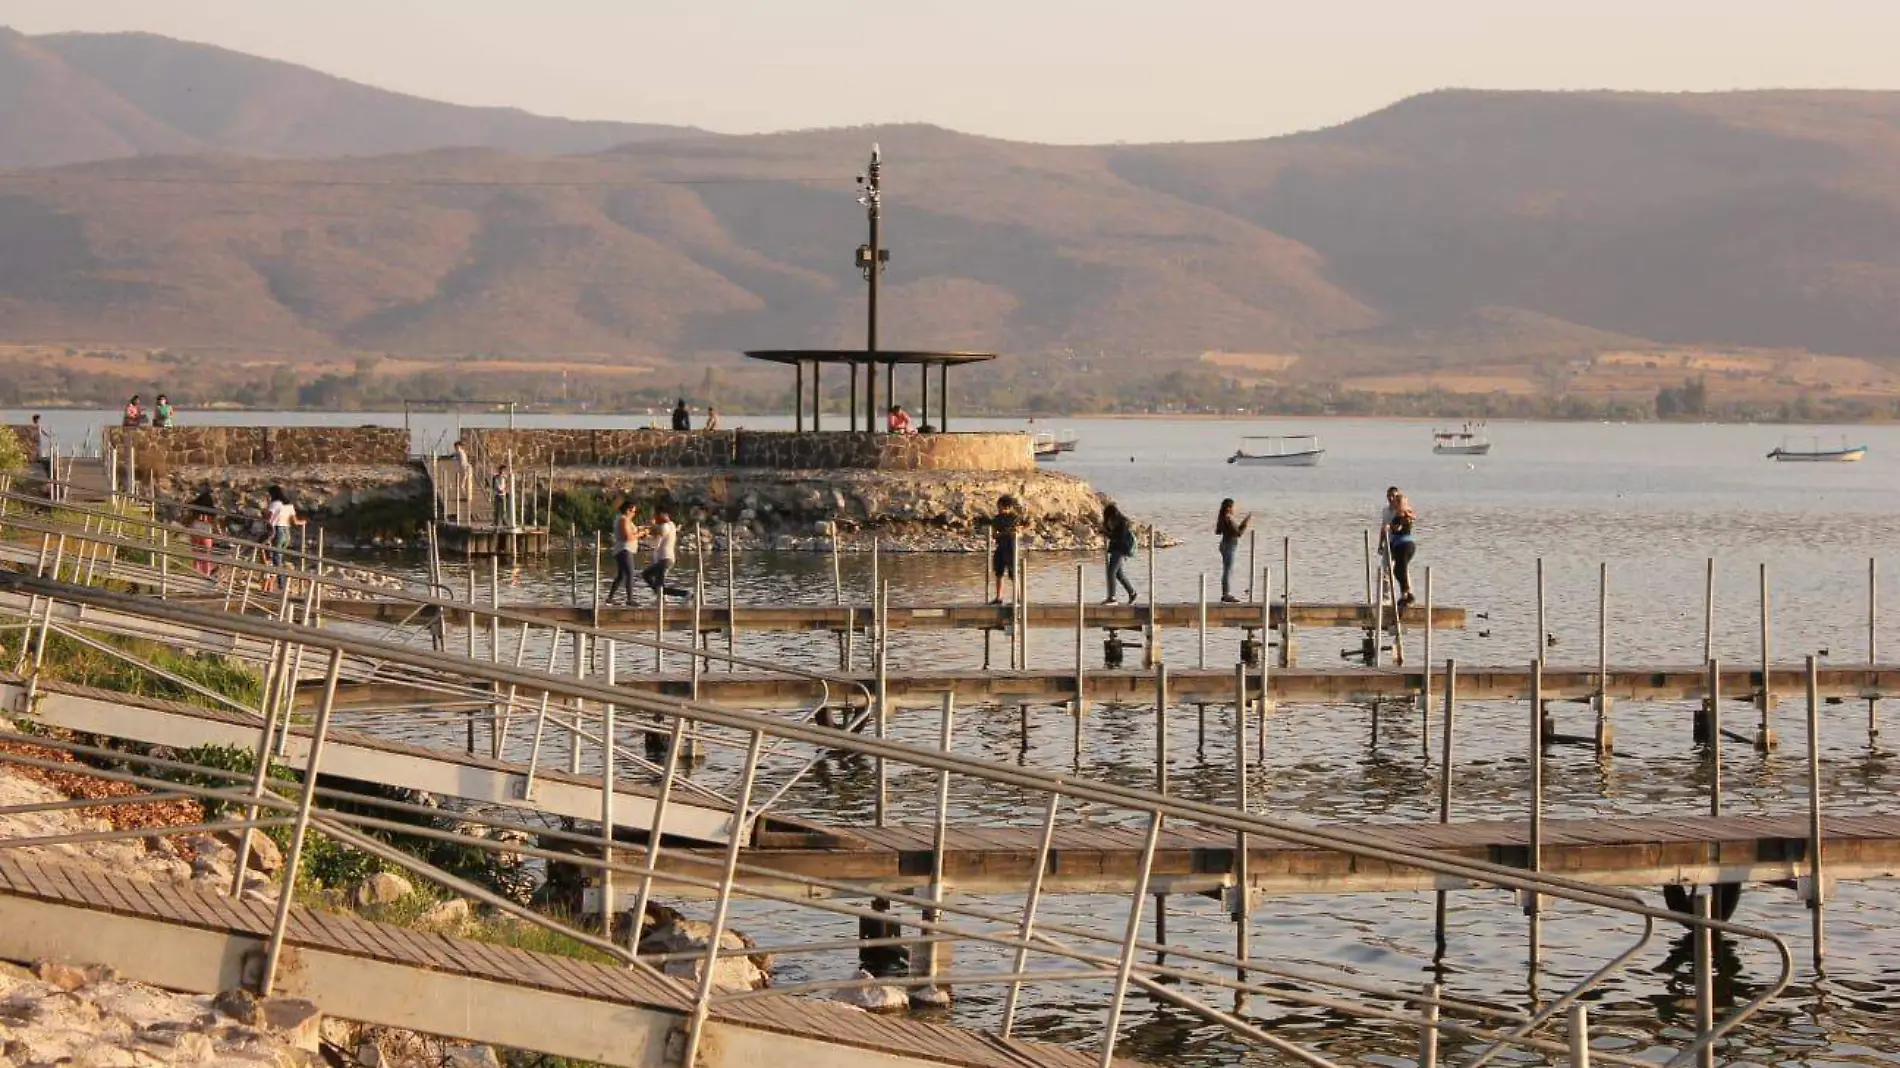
606 500 641 605
262 485 303 593
450 440 474 522
1102 503 1139 604
671 398 692 432
986 495 1022 605
641 509 690 599
1215 498 1253 602
189 490 221 577
1381 486 1417 607
491 463 514 530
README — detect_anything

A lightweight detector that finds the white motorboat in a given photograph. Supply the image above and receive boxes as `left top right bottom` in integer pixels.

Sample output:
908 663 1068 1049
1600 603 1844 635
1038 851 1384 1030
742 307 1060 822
1228 434 1324 467
1433 424 1492 456
1032 433 1062 461
1767 436 1867 463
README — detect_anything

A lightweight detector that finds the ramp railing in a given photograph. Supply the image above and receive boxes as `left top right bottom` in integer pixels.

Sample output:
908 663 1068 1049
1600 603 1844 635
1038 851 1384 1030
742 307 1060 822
0 569 1797 1068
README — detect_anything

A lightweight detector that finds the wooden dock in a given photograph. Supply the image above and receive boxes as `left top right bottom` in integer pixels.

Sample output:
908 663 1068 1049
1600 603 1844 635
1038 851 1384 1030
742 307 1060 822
623 811 1899 901
436 521 552 557
318 598 1465 633
0 672 745 843
0 856 1123 1068
495 660 1900 711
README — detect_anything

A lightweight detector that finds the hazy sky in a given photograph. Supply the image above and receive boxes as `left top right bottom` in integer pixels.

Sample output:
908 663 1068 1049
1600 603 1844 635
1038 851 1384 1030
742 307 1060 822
4 0 1897 143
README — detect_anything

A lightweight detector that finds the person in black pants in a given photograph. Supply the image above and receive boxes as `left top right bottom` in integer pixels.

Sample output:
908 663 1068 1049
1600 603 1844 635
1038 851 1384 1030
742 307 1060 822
605 501 640 605
1215 498 1253 602
1382 486 1418 606
987 495 1021 605
1101 503 1138 604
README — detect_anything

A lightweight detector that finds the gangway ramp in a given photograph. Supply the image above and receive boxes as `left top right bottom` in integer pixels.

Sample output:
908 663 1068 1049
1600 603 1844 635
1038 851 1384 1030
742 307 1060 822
0 673 742 844
0 857 1122 1068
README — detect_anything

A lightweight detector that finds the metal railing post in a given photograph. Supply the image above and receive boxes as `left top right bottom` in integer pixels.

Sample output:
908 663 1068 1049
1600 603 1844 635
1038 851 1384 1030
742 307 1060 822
1000 790 1062 1038
600 639 617 936
1098 812 1164 1068
680 730 766 1068
628 716 690 950
259 648 344 995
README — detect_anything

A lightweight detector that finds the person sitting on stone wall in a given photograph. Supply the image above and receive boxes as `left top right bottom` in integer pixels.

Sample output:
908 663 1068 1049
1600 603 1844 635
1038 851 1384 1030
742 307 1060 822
671 398 692 432
887 405 914 434
703 407 721 431
153 395 175 428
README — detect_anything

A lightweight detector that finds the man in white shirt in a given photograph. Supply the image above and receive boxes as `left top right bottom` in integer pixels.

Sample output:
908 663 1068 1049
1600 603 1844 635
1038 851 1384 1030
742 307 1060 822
639 510 688 599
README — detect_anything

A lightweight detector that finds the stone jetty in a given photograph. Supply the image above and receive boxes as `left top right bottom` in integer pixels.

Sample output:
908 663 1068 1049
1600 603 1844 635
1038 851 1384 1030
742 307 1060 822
105 426 1123 551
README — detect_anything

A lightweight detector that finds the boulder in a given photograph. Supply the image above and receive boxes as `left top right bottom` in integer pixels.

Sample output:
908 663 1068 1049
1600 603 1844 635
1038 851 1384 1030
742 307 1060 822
416 898 471 933
636 913 771 993
352 872 415 907
443 1043 502 1068
260 998 323 1052
833 970 909 1013
36 960 113 992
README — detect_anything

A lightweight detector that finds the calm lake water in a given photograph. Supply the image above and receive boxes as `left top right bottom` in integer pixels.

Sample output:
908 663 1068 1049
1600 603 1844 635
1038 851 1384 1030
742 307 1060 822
18 409 1900 1064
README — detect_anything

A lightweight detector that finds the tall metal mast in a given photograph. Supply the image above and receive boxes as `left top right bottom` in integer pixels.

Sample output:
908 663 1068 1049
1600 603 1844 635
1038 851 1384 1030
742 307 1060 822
856 145 888 430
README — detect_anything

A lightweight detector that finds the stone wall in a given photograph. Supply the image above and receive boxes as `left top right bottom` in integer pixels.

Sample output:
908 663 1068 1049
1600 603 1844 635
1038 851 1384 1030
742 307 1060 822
467 429 1032 473
106 427 410 471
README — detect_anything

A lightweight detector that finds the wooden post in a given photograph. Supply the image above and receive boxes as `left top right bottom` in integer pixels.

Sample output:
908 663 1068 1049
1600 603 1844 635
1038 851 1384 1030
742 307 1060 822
1258 568 1272 764
1197 574 1208 669
1146 525 1158 664
1421 567 1434 731
1596 561 1613 754
1708 658 1722 816
1527 659 1543 979
1074 564 1086 766
726 523 738 668
1231 661 1250 1011
1280 536 1295 668
591 531 602 630
1759 563 1777 750
1871 557 1880 746
1804 655 1827 976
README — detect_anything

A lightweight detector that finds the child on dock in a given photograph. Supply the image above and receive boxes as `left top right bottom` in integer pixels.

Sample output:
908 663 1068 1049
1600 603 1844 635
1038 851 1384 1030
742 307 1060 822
1215 499 1252 602
1101 503 1138 604
986 495 1021 605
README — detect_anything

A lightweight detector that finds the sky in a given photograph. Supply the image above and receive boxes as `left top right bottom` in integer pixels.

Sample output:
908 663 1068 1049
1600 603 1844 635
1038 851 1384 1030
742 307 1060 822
3 0 1898 144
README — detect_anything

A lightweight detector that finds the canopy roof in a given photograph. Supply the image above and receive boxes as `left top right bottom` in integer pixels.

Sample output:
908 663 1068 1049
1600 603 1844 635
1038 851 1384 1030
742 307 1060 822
744 349 996 367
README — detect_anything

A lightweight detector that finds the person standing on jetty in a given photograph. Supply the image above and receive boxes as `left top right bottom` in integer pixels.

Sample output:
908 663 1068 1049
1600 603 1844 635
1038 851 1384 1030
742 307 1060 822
986 494 1022 605
1215 498 1253 602
606 500 641 605
1101 503 1139 604
641 509 690 599
671 398 692 432
1382 486 1418 607
491 463 514 529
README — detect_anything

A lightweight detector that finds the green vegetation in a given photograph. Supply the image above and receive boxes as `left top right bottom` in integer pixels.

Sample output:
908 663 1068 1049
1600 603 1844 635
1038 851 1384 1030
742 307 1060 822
0 431 25 474
548 489 617 538
2 630 263 711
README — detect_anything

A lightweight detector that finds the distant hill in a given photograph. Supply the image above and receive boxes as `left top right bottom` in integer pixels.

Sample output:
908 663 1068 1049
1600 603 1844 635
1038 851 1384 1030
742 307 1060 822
0 27 702 167
3 32 1900 399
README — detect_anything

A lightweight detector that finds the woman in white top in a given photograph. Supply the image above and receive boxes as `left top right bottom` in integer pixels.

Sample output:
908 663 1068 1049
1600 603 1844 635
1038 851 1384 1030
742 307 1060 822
263 485 305 592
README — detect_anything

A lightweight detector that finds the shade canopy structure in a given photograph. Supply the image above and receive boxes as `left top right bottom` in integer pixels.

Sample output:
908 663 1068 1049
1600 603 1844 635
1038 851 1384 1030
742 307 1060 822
744 349 997 433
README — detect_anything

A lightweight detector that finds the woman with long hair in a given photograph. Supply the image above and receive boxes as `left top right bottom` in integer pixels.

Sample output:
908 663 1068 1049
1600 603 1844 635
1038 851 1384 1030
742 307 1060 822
1214 498 1252 603
605 501 641 605
1101 503 1138 604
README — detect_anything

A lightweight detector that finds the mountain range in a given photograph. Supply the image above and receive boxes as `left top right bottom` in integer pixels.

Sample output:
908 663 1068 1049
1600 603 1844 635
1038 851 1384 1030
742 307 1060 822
3 27 1900 406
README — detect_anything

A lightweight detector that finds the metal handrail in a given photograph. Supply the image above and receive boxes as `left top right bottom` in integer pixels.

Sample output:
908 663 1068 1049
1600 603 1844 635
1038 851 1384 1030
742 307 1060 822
0 570 1796 1066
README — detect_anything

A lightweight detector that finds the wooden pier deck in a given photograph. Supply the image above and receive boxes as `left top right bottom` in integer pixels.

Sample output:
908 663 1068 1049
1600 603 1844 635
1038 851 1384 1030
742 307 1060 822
538 661 1900 711
0 672 743 843
630 811 1900 900
0 856 1122 1068
319 598 1465 633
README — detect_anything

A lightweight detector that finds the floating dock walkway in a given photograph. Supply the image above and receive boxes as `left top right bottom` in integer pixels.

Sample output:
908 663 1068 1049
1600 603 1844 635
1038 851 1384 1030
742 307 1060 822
318 598 1464 633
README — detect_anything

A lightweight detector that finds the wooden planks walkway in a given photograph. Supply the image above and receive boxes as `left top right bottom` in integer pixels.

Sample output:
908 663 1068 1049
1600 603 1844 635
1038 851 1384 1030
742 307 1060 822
317 598 1464 633
537 661 1900 711
623 811 1900 900
0 856 1124 1068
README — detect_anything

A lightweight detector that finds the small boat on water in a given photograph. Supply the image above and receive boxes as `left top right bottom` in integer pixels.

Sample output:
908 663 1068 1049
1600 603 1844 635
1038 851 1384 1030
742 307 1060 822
1433 424 1492 456
1228 434 1324 467
1766 436 1868 463
1054 430 1079 453
1032 433 1061 461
